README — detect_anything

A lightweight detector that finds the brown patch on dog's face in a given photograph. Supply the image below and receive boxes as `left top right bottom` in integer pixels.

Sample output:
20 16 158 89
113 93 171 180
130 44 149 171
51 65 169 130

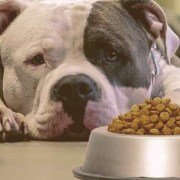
84 0 152 89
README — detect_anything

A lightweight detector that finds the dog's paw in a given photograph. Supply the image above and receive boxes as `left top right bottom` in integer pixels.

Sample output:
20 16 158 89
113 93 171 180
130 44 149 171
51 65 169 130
0 107 29 142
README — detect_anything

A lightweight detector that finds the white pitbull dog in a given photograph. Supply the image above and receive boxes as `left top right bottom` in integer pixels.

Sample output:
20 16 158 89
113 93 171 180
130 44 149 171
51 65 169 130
0 0 179 141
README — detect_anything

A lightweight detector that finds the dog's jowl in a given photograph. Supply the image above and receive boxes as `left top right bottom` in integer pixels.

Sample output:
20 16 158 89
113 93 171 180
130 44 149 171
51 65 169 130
0 0 179 141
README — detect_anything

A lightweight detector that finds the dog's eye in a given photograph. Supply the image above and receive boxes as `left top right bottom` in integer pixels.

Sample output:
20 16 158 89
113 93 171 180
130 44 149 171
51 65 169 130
30 54 45 65
104 47 118 62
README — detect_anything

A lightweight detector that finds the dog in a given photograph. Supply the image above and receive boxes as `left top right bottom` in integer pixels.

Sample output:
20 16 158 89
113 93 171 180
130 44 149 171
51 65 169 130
0 0 179 141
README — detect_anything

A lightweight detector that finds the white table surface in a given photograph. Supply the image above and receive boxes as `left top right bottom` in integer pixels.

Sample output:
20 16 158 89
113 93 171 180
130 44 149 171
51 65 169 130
0 142 87 180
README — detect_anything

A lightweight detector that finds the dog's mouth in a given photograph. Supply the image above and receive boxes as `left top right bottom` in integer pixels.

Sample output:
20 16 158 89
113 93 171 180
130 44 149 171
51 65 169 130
27 99 117 140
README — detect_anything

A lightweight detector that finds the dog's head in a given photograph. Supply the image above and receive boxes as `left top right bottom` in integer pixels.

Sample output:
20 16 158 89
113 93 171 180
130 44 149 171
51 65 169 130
0 0 179 140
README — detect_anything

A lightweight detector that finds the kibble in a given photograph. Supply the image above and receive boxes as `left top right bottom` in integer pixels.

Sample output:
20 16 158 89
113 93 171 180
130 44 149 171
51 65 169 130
150 114 159 123
174 127 180 135
136 129 145 135
155 103 165 112
166 118 176 129
108 98 180 135
149 129 160 135
160 112 170 122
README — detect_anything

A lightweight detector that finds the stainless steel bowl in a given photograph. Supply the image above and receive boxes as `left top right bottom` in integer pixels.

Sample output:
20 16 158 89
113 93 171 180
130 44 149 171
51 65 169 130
73 126 180 179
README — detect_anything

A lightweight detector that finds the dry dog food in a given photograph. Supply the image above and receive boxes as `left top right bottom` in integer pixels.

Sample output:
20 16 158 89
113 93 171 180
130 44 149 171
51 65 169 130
108 97 180 135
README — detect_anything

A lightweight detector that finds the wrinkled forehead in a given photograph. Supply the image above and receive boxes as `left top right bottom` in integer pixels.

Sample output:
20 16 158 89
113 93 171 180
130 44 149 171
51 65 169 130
1 0 97 48
40 0 114 6
29 0 125 34
2 0 148 57
1 1 119 46
0 0 91 50
41 0 98 6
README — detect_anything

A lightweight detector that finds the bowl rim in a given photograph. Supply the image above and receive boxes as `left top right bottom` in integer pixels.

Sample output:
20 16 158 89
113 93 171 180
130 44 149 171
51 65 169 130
94 126 180 139
73 167 179 180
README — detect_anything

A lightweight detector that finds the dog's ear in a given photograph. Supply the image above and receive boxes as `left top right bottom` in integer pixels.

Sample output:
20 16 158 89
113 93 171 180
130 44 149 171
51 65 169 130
0 0 31 35
122 0 179 63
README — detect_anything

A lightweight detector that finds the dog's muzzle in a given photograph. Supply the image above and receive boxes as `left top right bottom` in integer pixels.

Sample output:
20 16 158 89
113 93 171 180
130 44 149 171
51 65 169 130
51 74 101 133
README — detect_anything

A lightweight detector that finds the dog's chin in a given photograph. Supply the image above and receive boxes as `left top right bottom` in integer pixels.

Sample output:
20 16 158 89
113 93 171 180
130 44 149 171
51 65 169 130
29 125 90 141
26 105 91 141
27 99 117 140
30 125 90 141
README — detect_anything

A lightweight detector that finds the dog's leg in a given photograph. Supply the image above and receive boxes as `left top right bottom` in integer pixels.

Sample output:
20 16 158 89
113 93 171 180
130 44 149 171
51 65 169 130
152 55 180 105
0 100 29 142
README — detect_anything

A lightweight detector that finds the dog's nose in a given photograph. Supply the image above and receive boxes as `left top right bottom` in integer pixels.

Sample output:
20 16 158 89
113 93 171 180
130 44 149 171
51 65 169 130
51 74 100 129
51 74 100 103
